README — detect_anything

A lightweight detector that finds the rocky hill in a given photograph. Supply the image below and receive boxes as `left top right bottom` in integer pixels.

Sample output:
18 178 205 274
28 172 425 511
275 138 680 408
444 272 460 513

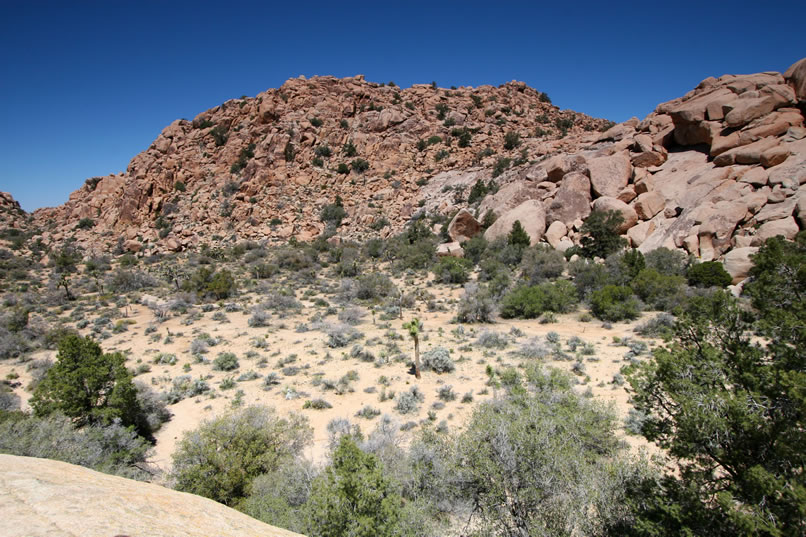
29 76 608 251
5 58 806 279
0 454 304 537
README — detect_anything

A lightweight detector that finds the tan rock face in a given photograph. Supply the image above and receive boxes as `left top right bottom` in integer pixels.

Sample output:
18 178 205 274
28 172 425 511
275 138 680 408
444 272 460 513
592 196 638 232
0 454 302 537
722 247 758 284
588 153 632 198
484 199 546 245
546 172 592 225
633 192 665 220
784 57 806 100
447 209 482 243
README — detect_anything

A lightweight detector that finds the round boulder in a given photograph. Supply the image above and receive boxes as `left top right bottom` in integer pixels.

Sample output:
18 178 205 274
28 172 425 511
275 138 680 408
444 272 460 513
483 199 546 245
592 196 638 233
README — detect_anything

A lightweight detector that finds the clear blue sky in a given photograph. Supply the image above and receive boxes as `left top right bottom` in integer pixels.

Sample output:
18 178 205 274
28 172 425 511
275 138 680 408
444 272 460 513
1 0 804 211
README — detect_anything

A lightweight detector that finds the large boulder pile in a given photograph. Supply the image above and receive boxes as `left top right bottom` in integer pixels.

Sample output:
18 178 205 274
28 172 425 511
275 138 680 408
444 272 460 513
438 58 805 270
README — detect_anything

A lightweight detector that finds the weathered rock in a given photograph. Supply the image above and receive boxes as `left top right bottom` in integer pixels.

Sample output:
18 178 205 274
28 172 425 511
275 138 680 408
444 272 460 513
785 57 806 100
542 154 588 182
760 145 790 168
738 166 769 186
633 191 665 220
484 199 546 245
754 216 800 244
722 247 758 284
588 153 632 198
592 196 638 232
447 209 482 242
714 137 780 167
546 172 591 225
123 239 142 253
0 454 302 537
768 155 806 188
627 220 654 248
436 241 464 258
755 198 796 222
544 220 567 249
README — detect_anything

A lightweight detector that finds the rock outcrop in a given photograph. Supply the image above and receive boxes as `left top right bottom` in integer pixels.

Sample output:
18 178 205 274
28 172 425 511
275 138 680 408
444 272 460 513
6 58 806 268
0 454 303 537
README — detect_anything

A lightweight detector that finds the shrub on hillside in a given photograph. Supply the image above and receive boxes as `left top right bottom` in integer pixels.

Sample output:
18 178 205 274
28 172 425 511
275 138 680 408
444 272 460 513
212 352 239 371
421 347 455 373
456 283 495 323
686 261 732 288
499 280 578 319
170 405 312 506
433 256 473 284
589 285 640 322
520 245 565 284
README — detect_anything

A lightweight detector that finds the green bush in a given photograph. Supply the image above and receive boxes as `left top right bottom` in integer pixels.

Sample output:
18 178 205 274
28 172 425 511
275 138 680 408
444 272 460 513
686 261 732 288
307 436 402 537
76 218 95 230
456 283 495 323
342 141 357 157
503 131 521 150
461 235 487 265
644 247 688 276
500 280 579 319
589 285 640 322
30 334 148 436
507 220 531 248
433 256 472 284
320 196 347 228
170 405 311 506
520 245 565 284
350 159 370 173
577 210 627 259
630 268 686 311
212 352 239 371
421 347 455 373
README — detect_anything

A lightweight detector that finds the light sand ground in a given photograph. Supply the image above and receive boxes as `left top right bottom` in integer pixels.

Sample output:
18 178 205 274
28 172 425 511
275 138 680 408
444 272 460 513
1 279 661 474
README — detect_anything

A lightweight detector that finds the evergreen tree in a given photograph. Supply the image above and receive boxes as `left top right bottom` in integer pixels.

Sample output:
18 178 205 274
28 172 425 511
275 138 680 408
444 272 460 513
307 436 402 537
507 220 531 248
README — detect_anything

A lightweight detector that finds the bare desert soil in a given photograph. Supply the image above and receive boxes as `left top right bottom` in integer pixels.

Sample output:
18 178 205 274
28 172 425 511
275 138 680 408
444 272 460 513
1 274 660 473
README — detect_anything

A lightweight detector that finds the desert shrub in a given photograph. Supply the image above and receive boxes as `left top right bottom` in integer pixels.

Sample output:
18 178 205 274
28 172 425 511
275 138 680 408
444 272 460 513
0 382 20 411
461 235 487 265
569 259 612 299
456 283 495 323
338 307 366 325
304 398 333 410
248 308 270 328
516 337 551 360
251 262 278 279
107 268 159 292
153 352 177 365
0 412 152 480
686 261 732 288
30 334 146 435
170 405 312 506
356 273 397 300
239 459 318 533
212 352 239 371
355 405 382 419
334 246 361 277
630 268 686 311
644 247 688 276
476 330 507 349
456 365 639 536
575 210 627 259
500 280 578 319
321 197 347 228
520 245 565 284
421 347 455 373
326 324 360 348
590 285 640 322
437 385 456 402
433 256 472 284
165 375 210 404
634 313 676 339
182 266 236 300
350 158 370 173
395 386 425 414
261 290 302 314
134 382 172 433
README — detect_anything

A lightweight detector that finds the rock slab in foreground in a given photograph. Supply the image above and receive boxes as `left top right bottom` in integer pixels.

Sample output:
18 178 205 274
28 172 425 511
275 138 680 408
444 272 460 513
0 454 304 537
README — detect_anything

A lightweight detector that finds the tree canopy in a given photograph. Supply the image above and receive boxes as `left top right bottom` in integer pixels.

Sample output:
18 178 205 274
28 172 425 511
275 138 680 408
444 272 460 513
624 233 806 536
30 334 144 434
